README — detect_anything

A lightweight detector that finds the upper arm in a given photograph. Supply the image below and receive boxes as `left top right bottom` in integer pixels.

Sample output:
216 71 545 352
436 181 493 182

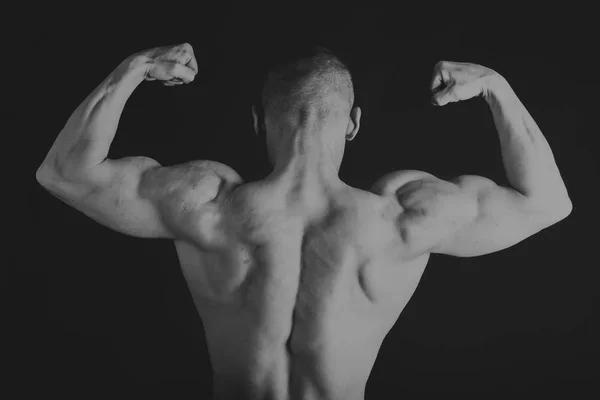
37 157 238 239
430 175 570 257
373 171 570 258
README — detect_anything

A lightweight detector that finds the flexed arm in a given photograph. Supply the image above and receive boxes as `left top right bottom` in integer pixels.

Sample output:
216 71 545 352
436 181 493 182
35 44 202 238
37 43 197 181
374 61 572 258
431 62 572 211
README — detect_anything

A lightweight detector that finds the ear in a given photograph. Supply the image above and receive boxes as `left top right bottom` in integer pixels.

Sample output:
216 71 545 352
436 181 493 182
346 106 361 141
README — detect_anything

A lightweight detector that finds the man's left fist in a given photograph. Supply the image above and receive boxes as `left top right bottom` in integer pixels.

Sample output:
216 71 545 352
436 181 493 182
430 61 499 106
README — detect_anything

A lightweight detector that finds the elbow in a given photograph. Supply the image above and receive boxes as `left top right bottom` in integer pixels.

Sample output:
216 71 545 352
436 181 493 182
557 198 573 219
36 157 85 187
36 163 63 190
546 197 573 222
36 164 52 187
553 187 574 220
528 187 573 222
36 154 62 187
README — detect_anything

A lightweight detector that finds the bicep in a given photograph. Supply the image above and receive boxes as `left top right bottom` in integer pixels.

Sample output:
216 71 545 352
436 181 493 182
429 175 556 257
42 157 173 238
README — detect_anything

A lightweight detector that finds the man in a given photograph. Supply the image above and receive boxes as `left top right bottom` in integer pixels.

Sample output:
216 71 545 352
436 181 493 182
36 43 572 399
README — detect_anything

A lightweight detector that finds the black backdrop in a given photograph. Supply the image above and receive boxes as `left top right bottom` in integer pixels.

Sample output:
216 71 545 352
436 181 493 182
23 6 597 398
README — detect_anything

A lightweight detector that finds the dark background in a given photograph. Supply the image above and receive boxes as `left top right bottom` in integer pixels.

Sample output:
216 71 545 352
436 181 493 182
22 6 597 398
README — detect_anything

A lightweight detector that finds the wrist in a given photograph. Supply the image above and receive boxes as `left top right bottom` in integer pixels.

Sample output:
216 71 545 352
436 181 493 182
483 74 513 103
118 54 151 80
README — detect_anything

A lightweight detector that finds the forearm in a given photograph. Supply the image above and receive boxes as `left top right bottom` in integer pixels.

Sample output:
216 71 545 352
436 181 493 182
37 55 149 181
484 75 572 212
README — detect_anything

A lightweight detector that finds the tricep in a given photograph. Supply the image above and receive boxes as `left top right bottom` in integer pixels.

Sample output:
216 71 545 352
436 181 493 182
37 157 240 240
375 171 568 258
37 157 173 238
393 175 479 256
422 175 565 257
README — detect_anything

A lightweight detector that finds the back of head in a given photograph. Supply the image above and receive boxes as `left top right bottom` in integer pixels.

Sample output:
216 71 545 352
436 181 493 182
260 45 354 123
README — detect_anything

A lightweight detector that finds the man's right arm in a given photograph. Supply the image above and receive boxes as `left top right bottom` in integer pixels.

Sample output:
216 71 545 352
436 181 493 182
37 157 231 239
37 156 175 238
35 43 221 239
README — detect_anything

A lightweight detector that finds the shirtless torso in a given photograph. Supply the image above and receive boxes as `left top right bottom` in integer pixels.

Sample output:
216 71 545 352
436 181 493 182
36 44 572 400
168 164 428 399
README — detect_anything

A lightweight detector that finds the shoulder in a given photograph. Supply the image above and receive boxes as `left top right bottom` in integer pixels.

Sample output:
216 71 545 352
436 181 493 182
141 160 243 201
370 169 436 195
182 160 243 186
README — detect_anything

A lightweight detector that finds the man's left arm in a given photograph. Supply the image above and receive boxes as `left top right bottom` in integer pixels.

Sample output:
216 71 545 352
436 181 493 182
379 61 573 258
429 62 573 257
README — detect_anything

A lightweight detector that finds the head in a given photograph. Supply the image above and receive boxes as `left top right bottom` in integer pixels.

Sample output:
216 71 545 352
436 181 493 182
252 46 361 171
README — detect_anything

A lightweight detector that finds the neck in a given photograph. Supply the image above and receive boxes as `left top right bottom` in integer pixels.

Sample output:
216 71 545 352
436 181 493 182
267 112 346 201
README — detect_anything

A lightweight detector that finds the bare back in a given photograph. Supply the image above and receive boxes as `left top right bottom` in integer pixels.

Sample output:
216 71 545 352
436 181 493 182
42 152 567 399
36 42 572 400
172 175 429 400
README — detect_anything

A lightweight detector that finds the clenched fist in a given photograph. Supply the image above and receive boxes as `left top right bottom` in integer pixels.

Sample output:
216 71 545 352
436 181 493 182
137 43 198 86
430 61 499 106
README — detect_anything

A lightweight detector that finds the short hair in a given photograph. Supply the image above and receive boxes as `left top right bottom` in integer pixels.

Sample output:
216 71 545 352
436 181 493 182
260 45 354 121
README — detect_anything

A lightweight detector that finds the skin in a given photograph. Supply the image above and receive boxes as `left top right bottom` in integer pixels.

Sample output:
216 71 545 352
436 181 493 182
36 44 572 400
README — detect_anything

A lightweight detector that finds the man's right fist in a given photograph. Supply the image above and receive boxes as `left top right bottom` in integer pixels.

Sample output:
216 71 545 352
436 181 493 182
139 43 198 86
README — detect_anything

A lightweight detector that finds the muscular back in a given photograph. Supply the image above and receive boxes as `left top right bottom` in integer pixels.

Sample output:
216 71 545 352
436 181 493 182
168 169 430 399
40 152 563 399
36 42 572 399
